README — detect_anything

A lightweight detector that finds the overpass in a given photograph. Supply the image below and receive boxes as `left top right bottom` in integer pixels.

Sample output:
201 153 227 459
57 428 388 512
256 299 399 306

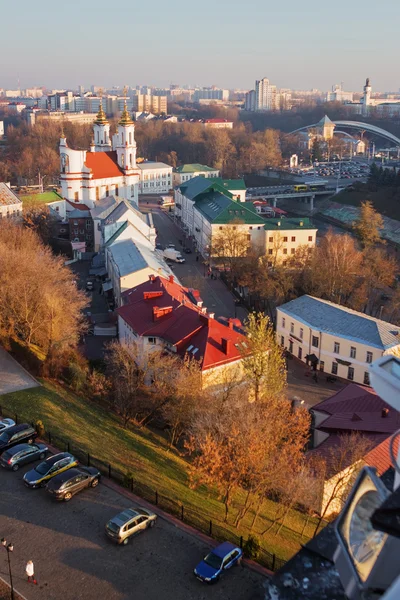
247 186 334 211
291 119 400 147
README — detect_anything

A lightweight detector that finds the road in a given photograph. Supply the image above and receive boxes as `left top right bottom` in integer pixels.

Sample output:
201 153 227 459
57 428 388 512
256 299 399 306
0 347 39 396
140 197 248 322
1 461 265 600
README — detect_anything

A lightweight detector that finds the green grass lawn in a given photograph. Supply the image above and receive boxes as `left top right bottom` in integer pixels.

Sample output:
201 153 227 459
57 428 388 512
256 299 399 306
0 380 321 563
20 191 62 205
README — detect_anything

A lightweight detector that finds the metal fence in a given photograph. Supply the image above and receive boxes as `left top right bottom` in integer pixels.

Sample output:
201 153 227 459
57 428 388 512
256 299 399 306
1 407 288 572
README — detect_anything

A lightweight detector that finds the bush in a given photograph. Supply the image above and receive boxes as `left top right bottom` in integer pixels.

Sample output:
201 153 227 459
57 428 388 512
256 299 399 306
243 535 261 560
9 338 44 375
123 471 134 489
35 420 45 438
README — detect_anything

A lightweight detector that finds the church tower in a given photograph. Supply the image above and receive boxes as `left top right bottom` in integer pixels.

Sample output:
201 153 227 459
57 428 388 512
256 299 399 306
112 97 137 171
93 98 111 152
362 78 372 116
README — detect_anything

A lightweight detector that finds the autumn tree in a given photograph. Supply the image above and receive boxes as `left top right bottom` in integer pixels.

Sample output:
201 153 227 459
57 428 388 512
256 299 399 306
22 202 59 245
239 312 286 403
211 219 251 279
353 200 384 248
313 432 373 536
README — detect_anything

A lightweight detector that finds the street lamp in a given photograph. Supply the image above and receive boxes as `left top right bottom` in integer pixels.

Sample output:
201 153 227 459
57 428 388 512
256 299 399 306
1 538 14 600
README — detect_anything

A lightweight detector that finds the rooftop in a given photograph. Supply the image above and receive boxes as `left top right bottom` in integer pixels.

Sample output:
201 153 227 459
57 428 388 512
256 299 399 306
137 161 172 171
178 176 246 201
195 191 265 225
0 183 22 207
175 163 217 173
278 295 400 350
19 190 63 205
263 217 316 231
108 233 173 280
118 276 246 371
85 151 125 179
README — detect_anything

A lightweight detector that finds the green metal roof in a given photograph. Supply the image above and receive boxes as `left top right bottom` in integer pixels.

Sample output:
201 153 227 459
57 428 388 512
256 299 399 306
217 179 246 191
175 163 217 173
263 218 316 231
195 192 265 225
178 176 246 201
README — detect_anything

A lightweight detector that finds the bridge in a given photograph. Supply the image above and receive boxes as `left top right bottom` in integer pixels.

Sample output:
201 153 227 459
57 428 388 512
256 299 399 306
291 119 400 147
247 185 335 211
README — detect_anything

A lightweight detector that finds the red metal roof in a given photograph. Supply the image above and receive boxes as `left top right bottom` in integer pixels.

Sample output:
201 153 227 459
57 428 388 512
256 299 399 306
365 435 400 476
118 276 246 371
85 151 125 179
65 199 90 211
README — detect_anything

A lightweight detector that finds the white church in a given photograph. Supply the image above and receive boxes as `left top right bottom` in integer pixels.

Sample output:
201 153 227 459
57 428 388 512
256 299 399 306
59 100 141 207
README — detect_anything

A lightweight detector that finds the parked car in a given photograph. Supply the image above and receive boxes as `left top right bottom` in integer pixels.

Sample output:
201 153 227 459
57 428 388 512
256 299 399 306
0 443 48 471
194 542 243 583
0 424 37 455
46 466 101 501
105 507 157 544
86 280 94 291
23 452 78 488
156 243 163 250
167 243 175 249
183 247 192 254
0 418 16 432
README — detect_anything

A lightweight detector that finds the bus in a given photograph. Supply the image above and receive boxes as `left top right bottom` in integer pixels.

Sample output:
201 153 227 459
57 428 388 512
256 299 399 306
293 185 308 192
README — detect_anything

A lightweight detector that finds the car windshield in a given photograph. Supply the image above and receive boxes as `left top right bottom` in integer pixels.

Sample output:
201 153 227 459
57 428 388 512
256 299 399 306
107 521 120 533
204 552 223 570
35 462 50 475
0 432 10 443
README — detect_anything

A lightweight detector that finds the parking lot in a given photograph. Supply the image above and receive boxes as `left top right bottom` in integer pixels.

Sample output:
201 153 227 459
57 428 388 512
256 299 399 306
1 460 265 600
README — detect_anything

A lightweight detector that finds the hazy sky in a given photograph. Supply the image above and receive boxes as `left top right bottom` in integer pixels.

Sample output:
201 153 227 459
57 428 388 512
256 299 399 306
1 0 399 92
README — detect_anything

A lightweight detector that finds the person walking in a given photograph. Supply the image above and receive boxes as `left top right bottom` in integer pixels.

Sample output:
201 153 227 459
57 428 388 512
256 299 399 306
26 560 37 584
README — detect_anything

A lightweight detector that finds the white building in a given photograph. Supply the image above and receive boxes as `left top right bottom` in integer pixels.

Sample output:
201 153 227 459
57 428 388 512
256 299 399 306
276 295 400 386
327 84 354 103
137 162 173 194
0 183 23 219
203 119 233 129
193 88 229 102
59 100 140 208
173 163 220 186
0 121 4 138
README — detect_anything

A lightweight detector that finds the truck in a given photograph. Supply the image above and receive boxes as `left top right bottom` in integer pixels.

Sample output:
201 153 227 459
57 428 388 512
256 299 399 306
163 248 185 263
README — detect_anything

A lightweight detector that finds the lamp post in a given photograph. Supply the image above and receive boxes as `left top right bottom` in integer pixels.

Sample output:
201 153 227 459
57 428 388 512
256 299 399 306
1 538 14 600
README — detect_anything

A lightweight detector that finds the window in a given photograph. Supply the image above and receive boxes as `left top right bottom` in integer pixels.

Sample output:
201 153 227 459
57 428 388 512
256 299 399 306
312 336 319 348
249 226 253 230
332 362 338 375
280 335 284 346
96 187 100 201
86 219 91 228
115 184 119 196
105 186 109 197
290 322 294 334
269 237 273 243
348 366 354 381
350 346 356 359
308 236 313 242
283 236 288 242
219 226 223 230
319 360 325 372
289 340 293 353
291 248 295 254
334 342 340 354
283 248 288 255
300 328 304 339
291 236 296 242
282 317 285 328
364 371 370 386
74 192 79 201
298 347 302 360
282 260 287 266
366 351 373 364
268 261 273 267
268 249 273 255
148 337 156 345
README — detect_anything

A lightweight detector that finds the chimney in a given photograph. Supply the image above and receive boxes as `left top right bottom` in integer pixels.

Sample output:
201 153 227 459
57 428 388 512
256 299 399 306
228 319 234 329
148 274 155 283
208 312 215 319
153 305 173 321
169 275 174 284
221 338 232 355
381 407 390 418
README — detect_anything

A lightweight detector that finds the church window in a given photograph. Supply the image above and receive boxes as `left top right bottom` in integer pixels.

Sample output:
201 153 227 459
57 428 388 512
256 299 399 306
131 185 135 196
96 131 99 143
130 154 133 167
105 186 109 197
115 184 119 196
121 154 124 167
129 132 132 145
96 187 100 200
121 132 124 144
74 192 79 201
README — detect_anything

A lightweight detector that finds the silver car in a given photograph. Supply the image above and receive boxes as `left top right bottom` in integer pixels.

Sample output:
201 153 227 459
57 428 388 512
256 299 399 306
105 507 157 545
0 418 16 432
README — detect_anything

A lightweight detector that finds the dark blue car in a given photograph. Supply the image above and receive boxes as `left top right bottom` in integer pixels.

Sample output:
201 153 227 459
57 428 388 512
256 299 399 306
194 542 243 583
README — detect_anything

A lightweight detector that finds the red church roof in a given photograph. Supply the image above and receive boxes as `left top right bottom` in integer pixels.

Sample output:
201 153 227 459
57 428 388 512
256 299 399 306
118 275 246 371
85 151 125 179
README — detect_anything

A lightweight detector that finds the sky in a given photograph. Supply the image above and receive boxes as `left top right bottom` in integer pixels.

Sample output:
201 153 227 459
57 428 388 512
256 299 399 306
1 0 399 93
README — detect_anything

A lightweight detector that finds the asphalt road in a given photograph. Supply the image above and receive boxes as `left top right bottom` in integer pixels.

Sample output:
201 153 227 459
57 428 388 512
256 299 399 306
0 347 39 396
1 462 265 600
140 198 248 322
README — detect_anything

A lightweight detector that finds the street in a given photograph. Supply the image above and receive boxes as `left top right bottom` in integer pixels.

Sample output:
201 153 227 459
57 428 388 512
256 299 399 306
140 197 248 322
1 462 265 600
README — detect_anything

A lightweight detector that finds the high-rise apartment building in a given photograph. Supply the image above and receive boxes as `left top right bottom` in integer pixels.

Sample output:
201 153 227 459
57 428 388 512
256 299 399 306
245 77 283 112
132 94 167 114
193 88 229 102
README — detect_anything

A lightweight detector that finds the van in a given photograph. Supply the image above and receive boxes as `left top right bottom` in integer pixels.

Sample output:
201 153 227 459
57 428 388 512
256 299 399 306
0 424 37 454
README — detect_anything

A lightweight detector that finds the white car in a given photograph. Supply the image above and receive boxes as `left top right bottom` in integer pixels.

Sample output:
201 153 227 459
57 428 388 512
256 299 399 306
0 418 16 432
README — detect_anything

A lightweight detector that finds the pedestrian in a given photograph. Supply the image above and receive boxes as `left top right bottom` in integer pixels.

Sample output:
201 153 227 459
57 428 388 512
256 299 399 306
26 560 37 584
196 255 199 262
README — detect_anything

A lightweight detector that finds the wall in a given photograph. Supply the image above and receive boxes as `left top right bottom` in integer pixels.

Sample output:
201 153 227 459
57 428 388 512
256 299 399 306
276 309 389 385
139 166 172 194
173 170 219 186
265 227 317 266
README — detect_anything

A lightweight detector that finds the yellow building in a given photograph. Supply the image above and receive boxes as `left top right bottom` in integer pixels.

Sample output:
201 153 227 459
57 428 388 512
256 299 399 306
264 218 317 266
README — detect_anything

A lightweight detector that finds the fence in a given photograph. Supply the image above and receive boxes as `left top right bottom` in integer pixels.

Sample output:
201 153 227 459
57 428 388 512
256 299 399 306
1 407 289 573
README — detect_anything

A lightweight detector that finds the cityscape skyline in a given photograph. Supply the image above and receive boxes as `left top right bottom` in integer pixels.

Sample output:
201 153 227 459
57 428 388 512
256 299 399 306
2 0 400 91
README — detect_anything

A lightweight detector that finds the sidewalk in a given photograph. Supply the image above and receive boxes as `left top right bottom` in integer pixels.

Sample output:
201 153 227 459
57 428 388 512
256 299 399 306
286 355 345 408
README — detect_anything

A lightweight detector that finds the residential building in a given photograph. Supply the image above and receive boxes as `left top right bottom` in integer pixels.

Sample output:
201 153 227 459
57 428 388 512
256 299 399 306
117 274 246 390
173 164 220 186
308 383 400 516
59 100 140 208
7 102 26 113
203 119 233 129
105 223 175 306
67 202 94 251
193 88 229 103
244 90 256 111
276 295 400 384
0 121 4 138
327 83 353 103
137 162 173 194
132 94 167 114
264 218 317 266
0 183 23 219
36 112 98 125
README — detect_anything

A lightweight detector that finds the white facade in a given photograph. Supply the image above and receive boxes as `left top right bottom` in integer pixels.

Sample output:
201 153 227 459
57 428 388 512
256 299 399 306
0 121 4 137
264 221 317 266
0 183 23 219
137 162 173 194
173 165 220 186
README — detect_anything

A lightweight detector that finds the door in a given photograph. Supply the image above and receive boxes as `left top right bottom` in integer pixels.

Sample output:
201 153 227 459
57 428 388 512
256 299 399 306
136 516 148 531
21 447 36 465
289 340 293 354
